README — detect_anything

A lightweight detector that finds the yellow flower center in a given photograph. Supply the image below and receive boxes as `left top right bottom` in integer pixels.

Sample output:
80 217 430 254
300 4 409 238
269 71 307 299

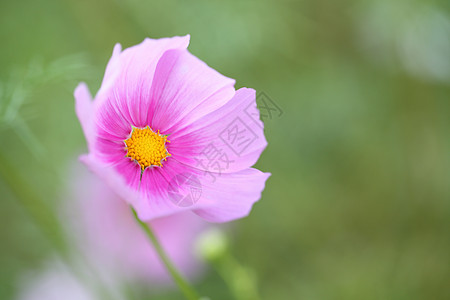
124 126 171 170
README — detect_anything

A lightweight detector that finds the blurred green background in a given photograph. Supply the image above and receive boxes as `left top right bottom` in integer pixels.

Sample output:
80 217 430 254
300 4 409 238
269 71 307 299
1 0 449 299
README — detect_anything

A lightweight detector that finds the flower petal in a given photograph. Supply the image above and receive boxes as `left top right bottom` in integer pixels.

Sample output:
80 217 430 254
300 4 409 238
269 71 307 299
101 36 191 126
136 158 270 223
79 154 141 205
147 49 236 132
93 36 192 145
170 88 268 173
193 169 271 222
136 159 203 220
74 83 94 151
96 43 122 102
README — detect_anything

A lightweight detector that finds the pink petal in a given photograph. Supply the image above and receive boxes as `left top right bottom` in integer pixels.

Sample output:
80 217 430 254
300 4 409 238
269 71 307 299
136 157 270 223
74 83 94 151
147 49 235 132
170 88 268 174
79 154 140 205
93 35 191 142
135 159 203 220
95 43 122 103
193 168 271 222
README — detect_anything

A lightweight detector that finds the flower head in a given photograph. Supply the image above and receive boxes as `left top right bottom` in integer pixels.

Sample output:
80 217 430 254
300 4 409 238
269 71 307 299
75 35 270 222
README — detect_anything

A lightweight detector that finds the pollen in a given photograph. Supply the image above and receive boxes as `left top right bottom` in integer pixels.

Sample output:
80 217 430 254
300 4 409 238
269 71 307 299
124 126 171 170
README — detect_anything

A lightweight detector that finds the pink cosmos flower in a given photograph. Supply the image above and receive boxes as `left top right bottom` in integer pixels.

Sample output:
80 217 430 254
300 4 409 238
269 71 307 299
64 165 208 285
75 35 270 222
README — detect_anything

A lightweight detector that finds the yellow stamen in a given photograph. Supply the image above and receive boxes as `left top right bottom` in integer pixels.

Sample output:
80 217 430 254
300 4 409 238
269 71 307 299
124 126 171 170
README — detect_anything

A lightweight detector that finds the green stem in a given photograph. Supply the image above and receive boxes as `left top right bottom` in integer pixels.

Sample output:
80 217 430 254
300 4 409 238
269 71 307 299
131 207 200 300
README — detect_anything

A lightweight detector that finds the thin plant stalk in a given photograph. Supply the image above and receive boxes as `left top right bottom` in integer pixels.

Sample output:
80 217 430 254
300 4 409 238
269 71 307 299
131 207 200 300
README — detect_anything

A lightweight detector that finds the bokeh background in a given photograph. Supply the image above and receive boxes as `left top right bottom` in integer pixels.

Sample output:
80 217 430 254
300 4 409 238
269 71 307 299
1 0 449 299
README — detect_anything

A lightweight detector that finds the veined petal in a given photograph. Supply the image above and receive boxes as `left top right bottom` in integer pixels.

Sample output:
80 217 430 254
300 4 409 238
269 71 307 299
96 43 122 102
148 49 236 132
135 158 269 223
74 83 94 152
94 36 190 109
135 159 203 220
170 88 268 174
193 169 271 223
79 154 140 205
101 36 191 125
92 36 192 162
